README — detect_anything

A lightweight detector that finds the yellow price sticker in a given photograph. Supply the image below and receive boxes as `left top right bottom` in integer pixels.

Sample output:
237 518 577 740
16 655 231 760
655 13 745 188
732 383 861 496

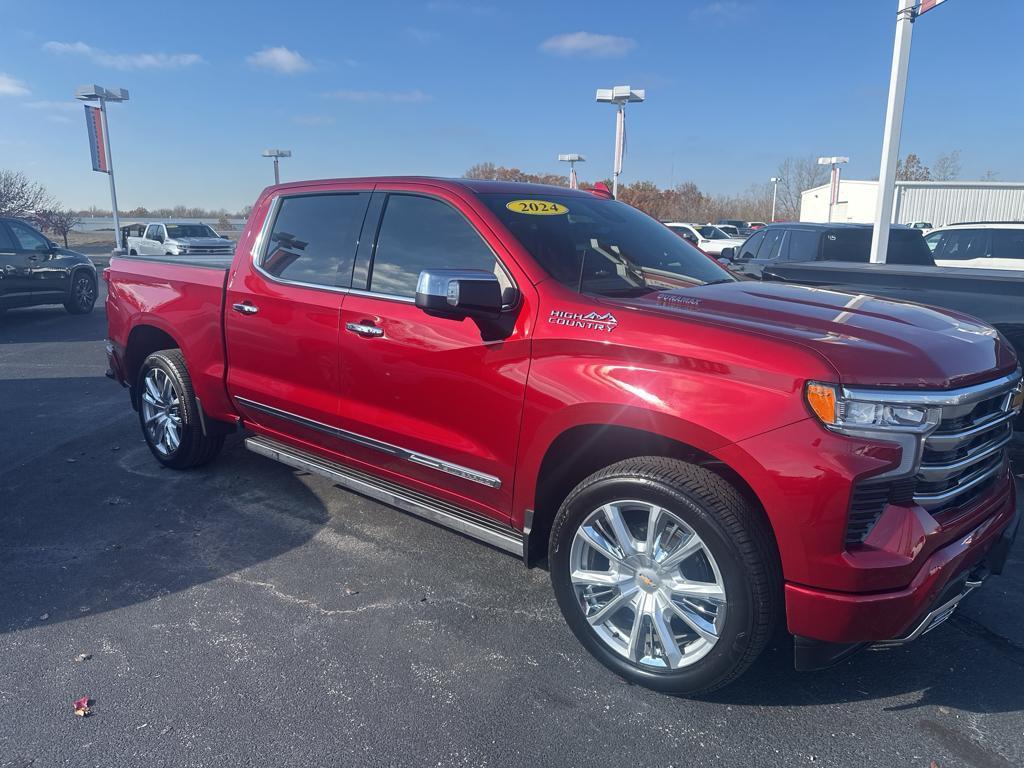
505 199 569 216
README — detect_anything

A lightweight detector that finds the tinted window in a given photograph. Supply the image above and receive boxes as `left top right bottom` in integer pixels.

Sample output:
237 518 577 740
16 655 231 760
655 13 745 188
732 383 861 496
262 193 367 287
785 230 820 261
8 221 49 251
991 229 1024 260
166 224 218 239
924 231 941 252
934 229 989 261
145 225 162 240
737 232 765 260
370 194 496 297
0 224 16 250
819 228 933 265
755 229 785 260
482 194 731 296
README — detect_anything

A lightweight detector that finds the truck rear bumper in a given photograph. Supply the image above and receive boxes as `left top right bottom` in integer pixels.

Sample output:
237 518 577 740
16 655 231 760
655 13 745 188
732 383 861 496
788 476 1019 662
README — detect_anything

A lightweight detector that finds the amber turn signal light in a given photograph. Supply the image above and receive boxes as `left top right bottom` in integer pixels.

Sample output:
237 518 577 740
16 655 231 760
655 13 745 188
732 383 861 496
805 383 838 425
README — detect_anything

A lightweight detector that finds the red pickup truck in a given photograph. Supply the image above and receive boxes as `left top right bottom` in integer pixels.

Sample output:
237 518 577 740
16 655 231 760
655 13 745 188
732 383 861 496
105 177 1022 694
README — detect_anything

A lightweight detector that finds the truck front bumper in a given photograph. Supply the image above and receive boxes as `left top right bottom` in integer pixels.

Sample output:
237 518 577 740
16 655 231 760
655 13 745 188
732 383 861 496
791 476 1020 670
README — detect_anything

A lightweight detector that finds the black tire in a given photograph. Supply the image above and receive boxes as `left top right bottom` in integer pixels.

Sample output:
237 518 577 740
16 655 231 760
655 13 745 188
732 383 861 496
129 249 138 256
137 349 224 469
549 456 781 695
64 271 97 314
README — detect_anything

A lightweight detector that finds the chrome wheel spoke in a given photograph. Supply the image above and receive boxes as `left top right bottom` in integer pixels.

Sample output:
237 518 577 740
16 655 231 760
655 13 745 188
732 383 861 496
625 594 648 663
657 531 704 571
667 598 720 644
578 524 626 564
652 597 684 668
571 568 632 587
645 504 663 552
586 584 639 626
670 580 726 603
602 503 638 558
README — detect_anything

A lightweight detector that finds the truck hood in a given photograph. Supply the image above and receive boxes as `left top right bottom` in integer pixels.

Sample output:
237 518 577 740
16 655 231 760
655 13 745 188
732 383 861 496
616 281 1018 389
169 237 233 247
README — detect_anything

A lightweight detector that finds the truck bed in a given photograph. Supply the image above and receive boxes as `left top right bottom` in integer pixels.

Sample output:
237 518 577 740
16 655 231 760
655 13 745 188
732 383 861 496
105 254 235 422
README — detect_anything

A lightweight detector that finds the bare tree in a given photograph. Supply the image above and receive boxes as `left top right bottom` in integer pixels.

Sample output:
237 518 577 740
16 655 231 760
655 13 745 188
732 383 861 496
896 153 931 181
931 150 961 181
0 169 54 220
39 207 82 248
773 157 830 221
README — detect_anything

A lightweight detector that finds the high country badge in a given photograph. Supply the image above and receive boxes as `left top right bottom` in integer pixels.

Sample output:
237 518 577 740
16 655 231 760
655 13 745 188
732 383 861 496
548 309 618 333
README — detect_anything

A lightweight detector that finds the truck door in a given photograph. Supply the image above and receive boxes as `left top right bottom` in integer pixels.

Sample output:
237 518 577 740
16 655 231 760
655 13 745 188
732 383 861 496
225 188 371 455
337 187 534 522
141 224 161 255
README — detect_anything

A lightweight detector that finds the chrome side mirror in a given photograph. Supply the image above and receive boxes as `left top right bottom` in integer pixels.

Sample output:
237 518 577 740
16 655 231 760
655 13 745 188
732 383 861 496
415 269 504 318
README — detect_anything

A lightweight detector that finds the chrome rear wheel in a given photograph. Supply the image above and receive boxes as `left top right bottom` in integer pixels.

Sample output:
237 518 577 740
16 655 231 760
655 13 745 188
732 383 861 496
140 367 183 456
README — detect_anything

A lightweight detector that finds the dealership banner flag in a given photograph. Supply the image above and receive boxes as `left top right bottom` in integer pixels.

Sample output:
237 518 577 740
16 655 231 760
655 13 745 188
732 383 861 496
84 105 109 173
918 0 947 15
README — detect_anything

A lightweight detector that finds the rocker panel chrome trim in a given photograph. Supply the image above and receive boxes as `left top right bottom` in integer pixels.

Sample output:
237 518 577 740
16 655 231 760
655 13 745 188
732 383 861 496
234 396 502 489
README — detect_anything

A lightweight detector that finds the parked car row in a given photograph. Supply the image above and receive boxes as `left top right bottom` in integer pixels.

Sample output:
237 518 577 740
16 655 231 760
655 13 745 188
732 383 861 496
122 222 235 257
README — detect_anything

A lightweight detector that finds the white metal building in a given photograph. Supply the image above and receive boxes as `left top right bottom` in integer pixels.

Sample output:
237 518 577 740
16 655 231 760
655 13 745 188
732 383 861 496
799 180 1024 226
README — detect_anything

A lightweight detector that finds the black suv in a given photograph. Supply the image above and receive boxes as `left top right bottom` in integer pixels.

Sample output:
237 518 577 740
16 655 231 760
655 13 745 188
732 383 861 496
0 217 98 315
728 222 934 278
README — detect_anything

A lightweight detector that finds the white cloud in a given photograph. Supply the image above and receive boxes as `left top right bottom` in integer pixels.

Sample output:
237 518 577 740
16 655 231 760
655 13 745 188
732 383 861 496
0 73 30 96
539 31 635 58
246 46 313 74
323 89 432 103
43 40 202 69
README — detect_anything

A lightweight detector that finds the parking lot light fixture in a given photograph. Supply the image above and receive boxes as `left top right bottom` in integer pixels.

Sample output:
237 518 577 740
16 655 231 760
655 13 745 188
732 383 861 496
817 156 849 223
76 85 129 252
262 149 292 185
558 154 585 189
770 177 782 222
596 85 645 199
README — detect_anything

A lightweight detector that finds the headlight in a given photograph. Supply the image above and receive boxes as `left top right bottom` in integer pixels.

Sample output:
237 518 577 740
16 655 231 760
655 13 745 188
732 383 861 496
805 382 933 433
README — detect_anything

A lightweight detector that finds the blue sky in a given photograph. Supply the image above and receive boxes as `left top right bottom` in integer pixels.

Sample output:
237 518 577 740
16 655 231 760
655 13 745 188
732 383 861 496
1 0 1022 211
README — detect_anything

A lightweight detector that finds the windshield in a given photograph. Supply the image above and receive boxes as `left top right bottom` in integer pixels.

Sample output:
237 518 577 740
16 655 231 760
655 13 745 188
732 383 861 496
697 225 731 240
481 194 732 296
165 224 218 239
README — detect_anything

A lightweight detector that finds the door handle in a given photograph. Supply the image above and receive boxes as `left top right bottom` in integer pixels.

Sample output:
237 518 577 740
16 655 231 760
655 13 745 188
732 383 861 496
232 302 259 315
345 322 384 338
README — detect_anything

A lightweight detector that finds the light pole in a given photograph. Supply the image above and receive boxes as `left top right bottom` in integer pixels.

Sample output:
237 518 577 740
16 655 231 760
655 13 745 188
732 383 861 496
817 156 849 223
558 154 585 189
596 85 645 199
76 84 128 252
769 177 782 222
262 149 292 184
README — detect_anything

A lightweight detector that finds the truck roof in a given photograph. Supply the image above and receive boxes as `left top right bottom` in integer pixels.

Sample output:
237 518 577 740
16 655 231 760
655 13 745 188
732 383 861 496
264 176 598 198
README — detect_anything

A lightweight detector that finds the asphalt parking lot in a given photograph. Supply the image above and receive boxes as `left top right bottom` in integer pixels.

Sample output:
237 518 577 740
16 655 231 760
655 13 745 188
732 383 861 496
1 288 1022 768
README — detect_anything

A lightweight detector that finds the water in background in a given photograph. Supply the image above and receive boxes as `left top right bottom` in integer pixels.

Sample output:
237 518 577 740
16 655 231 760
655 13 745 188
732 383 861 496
75 217 247 233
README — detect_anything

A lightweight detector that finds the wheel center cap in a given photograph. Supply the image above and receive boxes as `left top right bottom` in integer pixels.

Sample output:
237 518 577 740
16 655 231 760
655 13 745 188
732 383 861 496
636 568 661 593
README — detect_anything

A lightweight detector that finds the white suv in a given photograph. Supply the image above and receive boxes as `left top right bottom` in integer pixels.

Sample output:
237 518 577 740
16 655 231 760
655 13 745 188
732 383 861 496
924 222 1024 270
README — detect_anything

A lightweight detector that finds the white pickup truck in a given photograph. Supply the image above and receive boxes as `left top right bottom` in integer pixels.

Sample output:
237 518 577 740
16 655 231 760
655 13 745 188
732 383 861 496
121 222 235 257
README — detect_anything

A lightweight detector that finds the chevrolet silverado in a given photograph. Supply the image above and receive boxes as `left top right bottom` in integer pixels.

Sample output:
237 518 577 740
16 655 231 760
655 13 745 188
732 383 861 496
105 178 1022 694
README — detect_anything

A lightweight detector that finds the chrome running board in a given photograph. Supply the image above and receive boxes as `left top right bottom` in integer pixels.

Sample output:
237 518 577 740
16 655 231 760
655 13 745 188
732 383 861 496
245 436 524 558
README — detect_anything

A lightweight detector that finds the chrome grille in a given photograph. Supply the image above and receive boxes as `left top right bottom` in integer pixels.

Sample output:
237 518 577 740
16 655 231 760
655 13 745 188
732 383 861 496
914 382 1019 513
183 245 234 255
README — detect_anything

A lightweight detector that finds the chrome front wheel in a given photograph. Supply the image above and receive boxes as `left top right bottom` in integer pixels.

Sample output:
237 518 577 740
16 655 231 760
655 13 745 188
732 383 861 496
569 500 727 670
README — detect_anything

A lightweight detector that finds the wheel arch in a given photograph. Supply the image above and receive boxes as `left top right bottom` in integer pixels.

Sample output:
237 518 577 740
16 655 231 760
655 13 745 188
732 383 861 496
525 422 775 568
125 323 181 409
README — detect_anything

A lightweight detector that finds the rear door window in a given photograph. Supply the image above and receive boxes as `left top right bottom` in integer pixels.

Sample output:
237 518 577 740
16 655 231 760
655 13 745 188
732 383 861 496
821 230 870 262
736 232 765 260
260 193 369 288
755 229 785 260
368 194 497 298
8 220 49 251
0 223 17 250
785 230 820 261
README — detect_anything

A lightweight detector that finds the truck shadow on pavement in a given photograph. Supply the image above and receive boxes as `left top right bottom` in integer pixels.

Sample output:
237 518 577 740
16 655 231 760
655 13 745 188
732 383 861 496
0 305 109 344
0 419 329 636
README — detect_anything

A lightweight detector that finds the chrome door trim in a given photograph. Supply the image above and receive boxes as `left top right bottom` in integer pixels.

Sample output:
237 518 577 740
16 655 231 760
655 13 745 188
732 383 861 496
234 396 502 489
246 435 521 556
